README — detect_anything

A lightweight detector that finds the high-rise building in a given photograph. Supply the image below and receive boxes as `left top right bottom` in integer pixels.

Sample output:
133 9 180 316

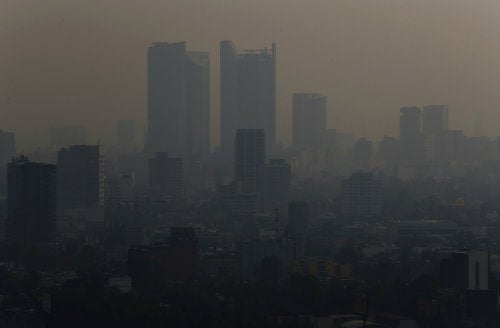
423 105 449 135
0 130 16 195
6 156 56 243
146 42 209 159
292 93 327 150
234 129 266 193
49 125 87 150
186 52 210 160
341 172 382 218
57 145 104 212
148 152 184 199
116 120 137 153
399 107 423 163
220 41 276 159
258 159 291 215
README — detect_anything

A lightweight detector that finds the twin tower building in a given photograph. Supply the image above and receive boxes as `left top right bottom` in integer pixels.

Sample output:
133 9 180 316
145 41 277 160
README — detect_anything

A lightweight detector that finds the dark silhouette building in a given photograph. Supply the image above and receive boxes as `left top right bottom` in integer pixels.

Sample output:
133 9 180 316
220 41 276 159
56 145 103 212
6 156 56 243
423 105 449 135
234 129 265 193
341 172 382 218
399 106 423 164
292 93 327 150
146 42 209 159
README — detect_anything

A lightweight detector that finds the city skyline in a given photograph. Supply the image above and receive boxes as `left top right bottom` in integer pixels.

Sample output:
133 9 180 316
2 2 500 325
2 0 500 151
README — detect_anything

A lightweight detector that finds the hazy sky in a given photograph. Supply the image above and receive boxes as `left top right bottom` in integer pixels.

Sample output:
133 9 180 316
2 0 500 151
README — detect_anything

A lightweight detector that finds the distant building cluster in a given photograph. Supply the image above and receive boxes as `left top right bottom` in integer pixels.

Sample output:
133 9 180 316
2 39 500 328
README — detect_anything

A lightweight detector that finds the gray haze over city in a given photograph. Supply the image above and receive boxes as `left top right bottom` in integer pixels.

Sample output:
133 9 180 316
2 0 500 151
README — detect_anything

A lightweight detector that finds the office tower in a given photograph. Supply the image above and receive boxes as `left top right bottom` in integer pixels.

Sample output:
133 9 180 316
258 159 291 215
234 129 265 193
116 120 137 153
288 201 309 234
186 52 210 160
0 130 16 195
6 156 56 243
399 107 423 163
292 93 327 150
341 172 382 218
148 152 184 199
49 125 87 150
352 137 373 168
57 145 104 212
220 41 276 159
423 105 449 135
146 42 209 159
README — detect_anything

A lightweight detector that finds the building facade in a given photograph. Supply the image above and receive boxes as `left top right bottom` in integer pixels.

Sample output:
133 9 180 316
146 42 209 159
6 156 56 243
234 129 266 193
341 172 382 218
220 41 276 159
423 105 449 135
56 145 104 212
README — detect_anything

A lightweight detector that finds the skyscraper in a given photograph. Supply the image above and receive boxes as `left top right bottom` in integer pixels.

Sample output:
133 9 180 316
57 145 104 212
234 129 265 193
186 52 210 160
6 156 56 243
292 93 327 150
220 41 276 159
116 120 137 153
423 105 449 135
0 130 15 195
146 42 209 159
399 106 423 163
